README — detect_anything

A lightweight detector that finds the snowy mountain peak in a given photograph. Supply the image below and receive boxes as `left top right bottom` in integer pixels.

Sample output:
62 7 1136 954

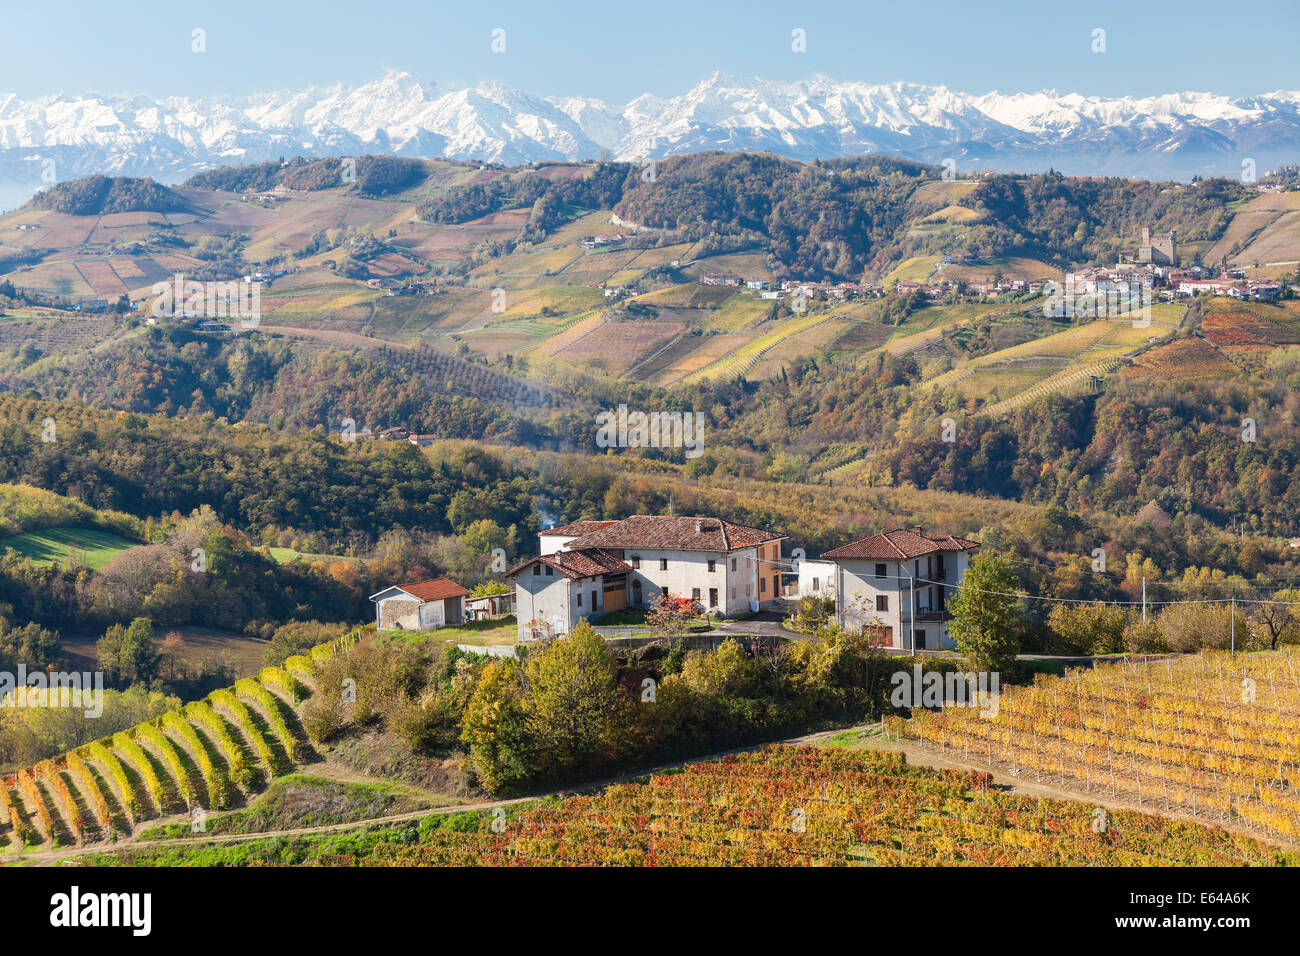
1 73 1298 206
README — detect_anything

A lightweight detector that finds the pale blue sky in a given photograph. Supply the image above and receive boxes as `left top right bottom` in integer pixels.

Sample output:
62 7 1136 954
2 0 1297 102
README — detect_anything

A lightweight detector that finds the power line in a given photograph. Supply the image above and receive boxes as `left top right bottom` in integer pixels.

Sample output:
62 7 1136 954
912 575 1300 609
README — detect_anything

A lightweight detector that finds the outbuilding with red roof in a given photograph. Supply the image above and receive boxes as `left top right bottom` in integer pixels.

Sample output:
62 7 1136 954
369 576 471 631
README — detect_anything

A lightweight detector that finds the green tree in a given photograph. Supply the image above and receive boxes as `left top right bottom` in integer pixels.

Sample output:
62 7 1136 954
0 619 61 672
461 518 517 563
460 658 533 795
1047 602 1127 655
96 617 160 685
949 554 1021 672
523 621 621 779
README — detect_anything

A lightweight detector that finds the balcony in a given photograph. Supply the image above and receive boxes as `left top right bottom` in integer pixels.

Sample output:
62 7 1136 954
903 609 951 623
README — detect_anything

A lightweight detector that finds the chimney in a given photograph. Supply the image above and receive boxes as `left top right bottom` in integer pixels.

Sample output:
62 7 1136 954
695 519 705 533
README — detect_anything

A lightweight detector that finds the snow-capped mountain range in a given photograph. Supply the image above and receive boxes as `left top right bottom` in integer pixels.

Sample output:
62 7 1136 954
2 71 1299 204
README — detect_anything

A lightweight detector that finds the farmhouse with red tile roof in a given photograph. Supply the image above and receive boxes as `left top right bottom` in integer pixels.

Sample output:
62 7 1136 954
538 520 618 555
822 529 979 651
507 515 785 641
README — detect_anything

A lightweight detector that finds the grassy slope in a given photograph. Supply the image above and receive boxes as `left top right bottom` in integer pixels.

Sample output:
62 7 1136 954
0 526 136 570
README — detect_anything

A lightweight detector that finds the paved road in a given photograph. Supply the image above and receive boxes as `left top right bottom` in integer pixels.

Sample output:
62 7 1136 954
713 607 808 642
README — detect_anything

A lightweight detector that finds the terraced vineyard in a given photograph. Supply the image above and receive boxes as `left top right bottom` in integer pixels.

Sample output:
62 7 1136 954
679 312 834 384
894 650 1300 848
0 657 320 851
371 343 568 409
919 315 1170 415
150 746 1294 867
0 315 120 352
977 357 1126 417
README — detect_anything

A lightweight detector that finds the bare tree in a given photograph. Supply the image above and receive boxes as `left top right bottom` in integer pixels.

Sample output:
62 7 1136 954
1251 591 1300 650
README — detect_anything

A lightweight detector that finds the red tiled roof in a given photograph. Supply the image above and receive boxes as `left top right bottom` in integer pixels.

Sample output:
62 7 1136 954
506 547 631 581
394 577 471 601
822 529 979 561
566 515 783 553
540 520 617 538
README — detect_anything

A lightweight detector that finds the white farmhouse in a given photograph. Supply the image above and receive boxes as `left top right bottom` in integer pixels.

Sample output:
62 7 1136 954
822 529 979 651
369 577 470 631
794 558 838 600
508 515 785 641
563 515 785 616
507 547 632 640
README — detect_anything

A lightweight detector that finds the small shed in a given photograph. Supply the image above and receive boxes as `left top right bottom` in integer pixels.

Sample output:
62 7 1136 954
465 591 514 620
369 577 470 630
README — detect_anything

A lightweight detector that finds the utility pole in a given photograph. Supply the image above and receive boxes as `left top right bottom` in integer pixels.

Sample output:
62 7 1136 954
1231 597 1235 655
906 563 917 657
1142 576 1147 625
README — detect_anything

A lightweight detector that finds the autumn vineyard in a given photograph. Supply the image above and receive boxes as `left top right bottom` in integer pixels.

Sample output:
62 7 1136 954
7 636 1300 866
894 650 1300 846
0 650 320 850
89 746 1295 867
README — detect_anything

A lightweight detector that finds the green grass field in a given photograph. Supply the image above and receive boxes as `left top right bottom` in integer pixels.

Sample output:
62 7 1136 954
267 546 361 565
0 525 137 569
380 617 518 647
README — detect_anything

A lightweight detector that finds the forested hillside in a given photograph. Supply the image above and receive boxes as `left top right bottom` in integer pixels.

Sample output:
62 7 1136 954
27 175 187 215
182 155 429 197
961 173 1249 265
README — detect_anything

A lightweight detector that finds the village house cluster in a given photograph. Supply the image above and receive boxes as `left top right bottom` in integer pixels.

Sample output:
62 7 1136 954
698 269 1054 304
1259 164 1300 193
698 272 888 301
1066 262 1283 303
368 514 980 652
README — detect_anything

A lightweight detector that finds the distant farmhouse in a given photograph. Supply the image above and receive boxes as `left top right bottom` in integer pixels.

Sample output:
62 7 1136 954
699 272 743 286
507 516 785 642
822 529 979 652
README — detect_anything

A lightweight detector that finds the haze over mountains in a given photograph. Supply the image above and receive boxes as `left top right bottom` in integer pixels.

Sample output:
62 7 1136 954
2 70 1299 207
